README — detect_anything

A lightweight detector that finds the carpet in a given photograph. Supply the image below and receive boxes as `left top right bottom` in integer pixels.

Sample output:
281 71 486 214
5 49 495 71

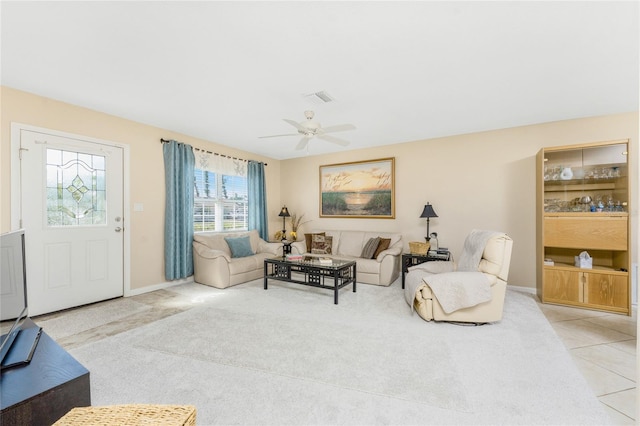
67 280 612 425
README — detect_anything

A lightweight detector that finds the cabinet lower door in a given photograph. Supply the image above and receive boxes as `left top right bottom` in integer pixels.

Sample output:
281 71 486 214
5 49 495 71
584 272 628 311
543 269 581 304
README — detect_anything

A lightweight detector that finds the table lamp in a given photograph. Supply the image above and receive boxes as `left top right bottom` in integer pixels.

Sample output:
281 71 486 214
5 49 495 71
420 203 438 241
278 206 290 241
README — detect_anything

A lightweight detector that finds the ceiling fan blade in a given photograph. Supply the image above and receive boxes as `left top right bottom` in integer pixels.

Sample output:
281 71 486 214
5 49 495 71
321 123 356 133
283 119 306 132
258 133 299 139
317 134 350 146
295 137 310 150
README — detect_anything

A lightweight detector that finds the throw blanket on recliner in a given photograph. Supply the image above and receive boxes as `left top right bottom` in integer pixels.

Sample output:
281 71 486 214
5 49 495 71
422 271 491 313
405 230 501 314
457 230 502 272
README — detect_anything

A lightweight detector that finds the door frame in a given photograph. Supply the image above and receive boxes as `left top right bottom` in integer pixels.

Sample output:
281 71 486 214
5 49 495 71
10 122 131 297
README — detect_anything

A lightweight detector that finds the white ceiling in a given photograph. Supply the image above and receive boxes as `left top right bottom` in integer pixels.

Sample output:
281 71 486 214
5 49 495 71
2 1 638 160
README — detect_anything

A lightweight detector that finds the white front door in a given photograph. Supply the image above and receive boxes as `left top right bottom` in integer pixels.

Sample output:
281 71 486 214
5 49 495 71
19 129 124 316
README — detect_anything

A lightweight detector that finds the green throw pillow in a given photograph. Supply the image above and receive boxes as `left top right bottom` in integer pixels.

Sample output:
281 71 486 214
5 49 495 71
224 236 254 258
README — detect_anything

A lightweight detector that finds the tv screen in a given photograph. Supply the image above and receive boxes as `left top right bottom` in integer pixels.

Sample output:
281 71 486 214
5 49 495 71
0 229 31 367
1 229 27 321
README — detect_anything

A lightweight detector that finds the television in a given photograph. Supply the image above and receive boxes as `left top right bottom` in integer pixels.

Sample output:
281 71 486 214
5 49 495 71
0 229 41 371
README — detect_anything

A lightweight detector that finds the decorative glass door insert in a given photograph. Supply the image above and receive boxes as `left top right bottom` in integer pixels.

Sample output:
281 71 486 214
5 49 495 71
46 148 106 226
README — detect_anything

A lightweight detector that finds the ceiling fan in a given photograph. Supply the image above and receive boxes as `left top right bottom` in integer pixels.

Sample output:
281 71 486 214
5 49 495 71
259 110 356 150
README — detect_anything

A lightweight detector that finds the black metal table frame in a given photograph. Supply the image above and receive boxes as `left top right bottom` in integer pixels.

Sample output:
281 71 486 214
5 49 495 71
264 257 356 304
401 252 451 289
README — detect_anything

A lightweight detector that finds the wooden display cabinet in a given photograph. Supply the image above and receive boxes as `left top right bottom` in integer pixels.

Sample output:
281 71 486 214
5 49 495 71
536 140 631 315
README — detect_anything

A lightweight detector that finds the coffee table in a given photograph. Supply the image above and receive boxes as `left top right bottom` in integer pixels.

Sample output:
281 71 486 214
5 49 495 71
264 256 356 304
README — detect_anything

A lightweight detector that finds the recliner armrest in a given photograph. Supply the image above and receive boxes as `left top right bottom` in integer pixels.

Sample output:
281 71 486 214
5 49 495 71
409 261 454 274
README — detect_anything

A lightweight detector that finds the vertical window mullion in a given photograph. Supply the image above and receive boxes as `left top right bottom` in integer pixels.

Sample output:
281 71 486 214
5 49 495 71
193 167 247 232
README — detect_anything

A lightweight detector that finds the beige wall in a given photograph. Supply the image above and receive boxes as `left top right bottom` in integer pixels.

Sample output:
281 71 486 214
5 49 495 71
1 87 282 291
281 112 639 289
2 86 637 292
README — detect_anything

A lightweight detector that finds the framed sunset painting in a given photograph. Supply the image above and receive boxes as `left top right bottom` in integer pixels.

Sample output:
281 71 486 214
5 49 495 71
319 157 395 218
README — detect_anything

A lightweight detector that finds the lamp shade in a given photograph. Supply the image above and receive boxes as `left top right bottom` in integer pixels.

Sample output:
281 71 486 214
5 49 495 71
279 206 290 217
420 203 438 218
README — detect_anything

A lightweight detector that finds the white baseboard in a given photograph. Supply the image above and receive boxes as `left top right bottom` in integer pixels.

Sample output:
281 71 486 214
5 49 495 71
508 284 536 295
125 276 194 297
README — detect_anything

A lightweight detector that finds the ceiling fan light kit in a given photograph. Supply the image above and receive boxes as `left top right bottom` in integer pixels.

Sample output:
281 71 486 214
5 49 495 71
259 110 356 151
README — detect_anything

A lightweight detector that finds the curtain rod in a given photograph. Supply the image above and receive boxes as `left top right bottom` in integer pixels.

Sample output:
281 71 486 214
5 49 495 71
160 138 267 166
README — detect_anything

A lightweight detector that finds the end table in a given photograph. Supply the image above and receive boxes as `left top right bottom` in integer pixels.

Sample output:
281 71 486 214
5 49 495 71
401 251 451 289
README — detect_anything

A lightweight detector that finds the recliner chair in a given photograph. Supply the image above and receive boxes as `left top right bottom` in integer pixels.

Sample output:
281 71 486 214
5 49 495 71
404 231 513 323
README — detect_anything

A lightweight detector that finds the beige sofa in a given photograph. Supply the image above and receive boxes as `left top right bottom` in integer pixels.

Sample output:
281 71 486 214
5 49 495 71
404 232 513 323
193 230 282 288
290 230 403 286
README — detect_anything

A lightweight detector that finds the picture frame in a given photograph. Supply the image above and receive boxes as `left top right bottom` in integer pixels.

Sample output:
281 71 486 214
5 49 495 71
319 157 395 219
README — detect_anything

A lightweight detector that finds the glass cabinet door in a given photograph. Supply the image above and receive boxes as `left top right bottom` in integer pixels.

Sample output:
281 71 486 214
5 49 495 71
543 143 628 213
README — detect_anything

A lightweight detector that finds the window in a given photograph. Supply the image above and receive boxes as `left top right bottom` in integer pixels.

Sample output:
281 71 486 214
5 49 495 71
46 148 106 226
193 169 248 232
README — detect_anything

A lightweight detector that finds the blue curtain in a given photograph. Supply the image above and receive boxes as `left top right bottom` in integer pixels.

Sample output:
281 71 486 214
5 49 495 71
163 140 195 280
248 161 268 240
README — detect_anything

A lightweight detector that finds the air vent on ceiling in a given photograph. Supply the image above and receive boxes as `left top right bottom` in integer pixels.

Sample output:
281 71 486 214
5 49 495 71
303 91 334 104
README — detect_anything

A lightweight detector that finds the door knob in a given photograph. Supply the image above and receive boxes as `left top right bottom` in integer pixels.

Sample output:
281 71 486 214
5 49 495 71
115 227 122 232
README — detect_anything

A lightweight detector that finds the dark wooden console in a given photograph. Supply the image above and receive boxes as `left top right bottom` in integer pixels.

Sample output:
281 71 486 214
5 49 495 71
1 318 91 425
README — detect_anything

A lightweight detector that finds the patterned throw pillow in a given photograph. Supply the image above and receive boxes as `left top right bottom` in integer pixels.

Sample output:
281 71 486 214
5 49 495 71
373 238 391 259
361 237 381 259
311 234 333 255
305 232 325 252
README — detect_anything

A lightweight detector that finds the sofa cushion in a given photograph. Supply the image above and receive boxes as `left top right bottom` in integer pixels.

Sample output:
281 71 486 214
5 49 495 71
337 231 366 257
361 237 381 259
224 236 255 258
228 255 259 274
311 235 333 254
305 232 325 252
373 238 391 258
193 233 232 256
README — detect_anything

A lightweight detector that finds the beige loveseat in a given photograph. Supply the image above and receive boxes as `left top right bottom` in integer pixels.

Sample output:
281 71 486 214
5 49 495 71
404 231 513 323
193 230 282 288
290 230 403 286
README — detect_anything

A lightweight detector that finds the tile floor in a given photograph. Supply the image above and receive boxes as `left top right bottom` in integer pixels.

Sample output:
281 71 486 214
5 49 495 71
538 302 637 424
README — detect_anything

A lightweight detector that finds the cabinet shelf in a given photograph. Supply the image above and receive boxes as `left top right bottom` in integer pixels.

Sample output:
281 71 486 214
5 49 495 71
543 181 617 192
543 212 627 218
543 263 628 276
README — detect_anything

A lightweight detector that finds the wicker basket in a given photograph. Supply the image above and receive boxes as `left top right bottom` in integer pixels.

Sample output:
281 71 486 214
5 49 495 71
409 241 430 255
54 404 197 426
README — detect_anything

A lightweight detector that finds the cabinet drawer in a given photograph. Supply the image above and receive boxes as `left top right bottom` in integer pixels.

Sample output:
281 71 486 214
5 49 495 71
544 216 627 250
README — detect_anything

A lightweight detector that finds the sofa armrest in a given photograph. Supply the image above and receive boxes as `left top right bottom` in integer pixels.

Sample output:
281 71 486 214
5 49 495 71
258 240 282 256
193 243 231 262
374 245 402 262
291 241 307 254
